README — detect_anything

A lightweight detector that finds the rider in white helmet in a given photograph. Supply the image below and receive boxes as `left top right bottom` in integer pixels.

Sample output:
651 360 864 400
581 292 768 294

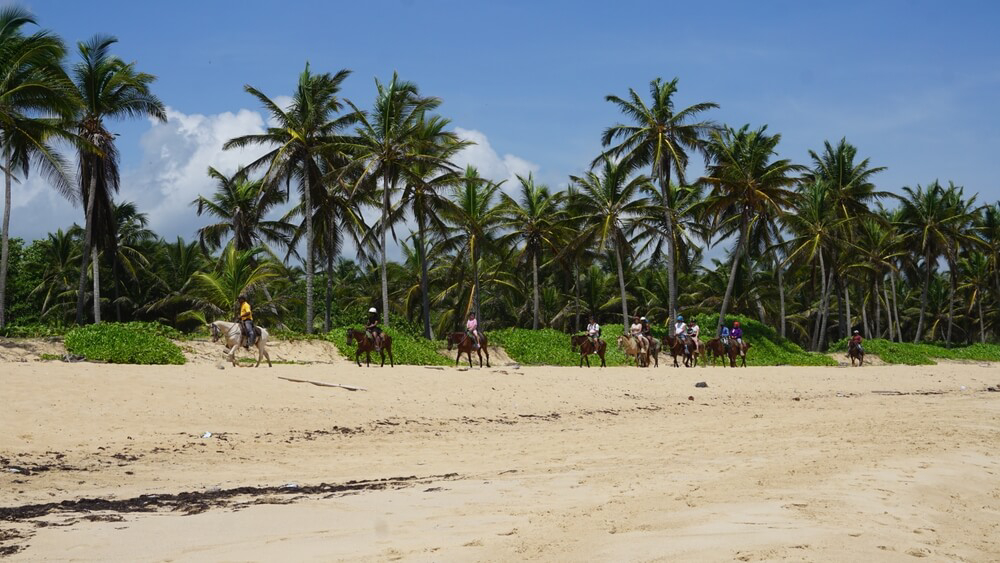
366 307 383 350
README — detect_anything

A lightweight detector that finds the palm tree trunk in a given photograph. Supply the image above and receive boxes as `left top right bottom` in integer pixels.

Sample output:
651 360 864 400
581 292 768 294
716 222 745 335
883 281 893 341
874 277 881 339
978 292 985 344
574 263 581 333
303 171 314 334
324 225 334 333
843 282 851 333
113 257 122 322
658 171 678 321
890 268 902 342
472 238 481 321
861 288 870 337
818 268 835 350
416 208 432 339
811 253 826 351
946 260 956 347
76 172 99 324
915 251 931 343
753 290 766 324
380 175 390 326
91 246 101 323
531 250 540 329
0 149 12 329
777 261 786 339
614 241 629 329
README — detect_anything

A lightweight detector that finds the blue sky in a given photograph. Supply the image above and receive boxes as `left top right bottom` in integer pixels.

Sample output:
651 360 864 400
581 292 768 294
10 0 1000 248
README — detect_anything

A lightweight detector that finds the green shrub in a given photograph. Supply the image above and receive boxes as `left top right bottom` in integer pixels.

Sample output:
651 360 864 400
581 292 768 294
491 327 631 366
65 323 186 365
0 324 67 338
325 326 450 366
830 338 1000 365
688 313 836 366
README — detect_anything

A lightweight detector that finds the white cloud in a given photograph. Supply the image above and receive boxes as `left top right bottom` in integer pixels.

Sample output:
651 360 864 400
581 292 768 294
452 127 539 190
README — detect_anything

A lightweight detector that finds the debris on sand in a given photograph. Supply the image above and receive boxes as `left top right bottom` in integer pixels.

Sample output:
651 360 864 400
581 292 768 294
695 382 708 388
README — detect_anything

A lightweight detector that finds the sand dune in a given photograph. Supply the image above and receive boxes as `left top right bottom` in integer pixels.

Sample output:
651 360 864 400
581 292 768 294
1 353 998 560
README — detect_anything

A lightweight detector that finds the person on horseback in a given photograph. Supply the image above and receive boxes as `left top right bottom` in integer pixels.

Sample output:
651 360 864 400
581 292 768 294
586 315 601 345
850 330 863 353
237 295 255 348
640 316 651 342
720 324 731 351
674 314 689 353
630 315 648 355
731 321 744 351
466 312 481 350
366 307 383 350
688 318 701 354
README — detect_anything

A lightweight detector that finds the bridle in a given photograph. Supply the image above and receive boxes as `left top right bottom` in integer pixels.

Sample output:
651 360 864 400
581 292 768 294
210 323 220 343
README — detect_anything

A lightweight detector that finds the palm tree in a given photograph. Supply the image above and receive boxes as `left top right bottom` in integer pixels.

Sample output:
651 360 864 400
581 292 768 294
957 253 991 344
30 228 80 323
194 245 280 320
938 183 983 346
143 237 209 329
108 200 154 321
440 166 504 323
0 6 76 328
570 157 652 328
224 63 353 333
396 115 466 337
192 166 293 253
72 34 166 325
344 72 443 326
499 173 566 329
599 77 718 320
701 124 803 334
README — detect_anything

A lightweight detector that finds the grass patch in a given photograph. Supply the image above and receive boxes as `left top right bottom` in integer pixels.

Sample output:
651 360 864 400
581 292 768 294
491 327 630 366
38 353 62 361
324 327 450 366
830 338 1000 365
65 322 186 365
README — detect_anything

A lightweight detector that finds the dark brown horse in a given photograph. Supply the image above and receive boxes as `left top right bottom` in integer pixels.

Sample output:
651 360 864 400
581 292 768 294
662 335 695 367
446 332 490 368
704 338 749 367
571 334 607 367
346 328 394 367
848 340 864 366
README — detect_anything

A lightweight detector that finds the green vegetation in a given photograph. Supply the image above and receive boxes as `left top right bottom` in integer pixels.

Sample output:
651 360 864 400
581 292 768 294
691 314 836 366
64 322 186 365
325 327 450 366
492 327 627 366
830 338 1000 365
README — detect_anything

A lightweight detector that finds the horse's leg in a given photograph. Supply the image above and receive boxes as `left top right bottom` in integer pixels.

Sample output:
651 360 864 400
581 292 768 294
484 346 490 368
455 348 461 367
388 346 394 367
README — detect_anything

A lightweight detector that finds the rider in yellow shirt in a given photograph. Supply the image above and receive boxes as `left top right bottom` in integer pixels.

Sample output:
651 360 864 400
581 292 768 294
238 295 255 348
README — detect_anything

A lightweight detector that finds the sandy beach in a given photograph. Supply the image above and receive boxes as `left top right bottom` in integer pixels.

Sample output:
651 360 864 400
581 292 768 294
2 344 999 561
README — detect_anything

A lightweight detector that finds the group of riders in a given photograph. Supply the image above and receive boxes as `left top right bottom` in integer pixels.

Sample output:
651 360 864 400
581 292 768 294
584 314 746 359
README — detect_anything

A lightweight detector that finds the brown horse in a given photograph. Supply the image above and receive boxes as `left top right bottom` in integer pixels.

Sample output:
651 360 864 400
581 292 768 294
645 335 660 367
571 334 607 367
446 332 490 368
662 335 696 367
704 338 749 367
346 328 394 367
848 341 864 367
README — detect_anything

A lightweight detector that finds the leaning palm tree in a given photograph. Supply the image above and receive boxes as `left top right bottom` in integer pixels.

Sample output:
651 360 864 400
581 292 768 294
192 166 293 253
498 173 566 329
224 63 353 333
72 34 166 325
598 77 718 320
570 157 653 328
700 124 803 334
0 6 76 328
343 72 443 326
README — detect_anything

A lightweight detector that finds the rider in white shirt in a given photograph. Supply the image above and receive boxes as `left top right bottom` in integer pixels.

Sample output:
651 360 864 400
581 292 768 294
586 316 601 344
674 315 689 352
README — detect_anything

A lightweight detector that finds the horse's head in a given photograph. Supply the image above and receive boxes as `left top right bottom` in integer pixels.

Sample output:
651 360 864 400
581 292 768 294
346 328 355 345
446 333 455 350
208 323 220 343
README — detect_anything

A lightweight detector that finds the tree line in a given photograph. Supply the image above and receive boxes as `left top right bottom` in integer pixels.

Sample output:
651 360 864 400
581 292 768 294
2 6 998 351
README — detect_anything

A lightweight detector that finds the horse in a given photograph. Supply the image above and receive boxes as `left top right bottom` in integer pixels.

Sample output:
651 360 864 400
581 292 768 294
208 320 272 368
703 338 748 367
662 335 695 368
571 334 607 368
645 335 660 367
346 328 394 367
446 332 490 368
616 334 648 367
848 341 864 367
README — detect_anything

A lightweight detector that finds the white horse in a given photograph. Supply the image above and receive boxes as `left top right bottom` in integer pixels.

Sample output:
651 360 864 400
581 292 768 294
616 334 648 367
209 320 272 367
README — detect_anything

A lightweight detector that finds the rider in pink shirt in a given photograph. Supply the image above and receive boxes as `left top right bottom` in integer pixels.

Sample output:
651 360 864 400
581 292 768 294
466 313 480 349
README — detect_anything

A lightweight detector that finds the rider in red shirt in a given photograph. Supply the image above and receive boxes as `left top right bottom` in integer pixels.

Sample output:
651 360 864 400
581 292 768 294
850 330 863 352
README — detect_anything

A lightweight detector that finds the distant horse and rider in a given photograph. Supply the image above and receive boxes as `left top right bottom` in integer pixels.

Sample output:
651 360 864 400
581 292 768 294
848 330 864 367
447 331 490 367
209 320 272 368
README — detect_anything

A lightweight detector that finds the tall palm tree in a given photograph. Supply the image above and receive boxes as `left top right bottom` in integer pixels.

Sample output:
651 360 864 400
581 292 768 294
701 124 803 334
937 183 982 346
440 166 504 323
30 228 80 323
570 157 652 328
0 6 76 328
72 34 166 325
192 166 293 253
143 237 209 329
599 77 718 320
107 200 154 321
499 173 566 329
344 72 443 326
396 115 466 337
957 253 991 344
194 245 280 320
224 63 353 333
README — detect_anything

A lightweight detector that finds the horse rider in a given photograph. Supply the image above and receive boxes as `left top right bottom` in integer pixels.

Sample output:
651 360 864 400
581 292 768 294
688 318 701 354
640 316 652 344
586 315 601 346
466 312 481 350
850 329 863 354
719 324 731 351
674 314 689 353
237 295 255 348
731 321 744 351
365 307 383 350
630 315 648 356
